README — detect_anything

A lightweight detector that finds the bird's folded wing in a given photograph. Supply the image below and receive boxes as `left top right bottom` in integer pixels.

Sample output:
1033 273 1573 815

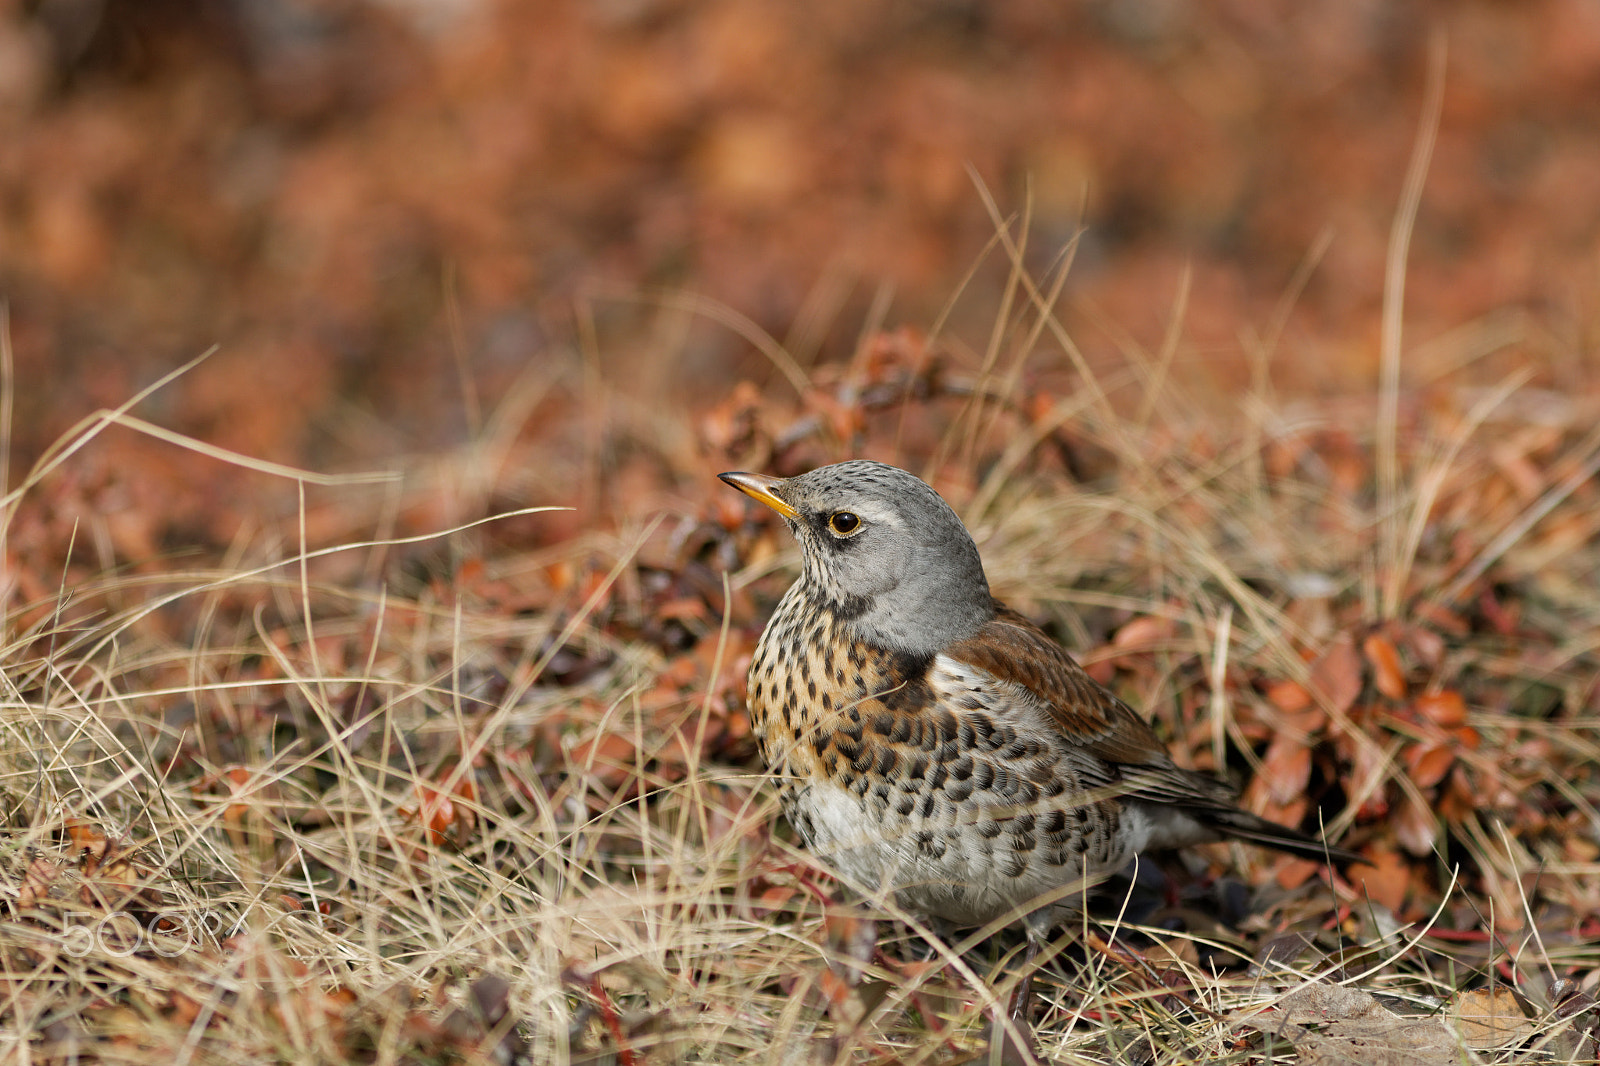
931 601 1360 861
944 601 1180 771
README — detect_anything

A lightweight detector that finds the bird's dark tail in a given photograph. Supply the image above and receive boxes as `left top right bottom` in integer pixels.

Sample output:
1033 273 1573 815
1207 808 1362 866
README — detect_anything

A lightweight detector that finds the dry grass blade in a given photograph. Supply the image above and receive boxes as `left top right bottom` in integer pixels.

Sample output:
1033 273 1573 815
1377 36 1447 619
6 236 1600 1064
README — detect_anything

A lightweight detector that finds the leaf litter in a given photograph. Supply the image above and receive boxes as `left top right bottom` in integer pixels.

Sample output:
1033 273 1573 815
4 288 1600 1062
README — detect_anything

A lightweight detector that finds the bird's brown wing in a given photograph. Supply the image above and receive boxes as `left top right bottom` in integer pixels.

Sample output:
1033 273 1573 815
944 601 1186 772
945 601 1360 863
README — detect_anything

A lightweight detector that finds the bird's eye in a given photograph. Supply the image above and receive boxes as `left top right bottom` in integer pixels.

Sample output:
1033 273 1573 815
828 511 861 535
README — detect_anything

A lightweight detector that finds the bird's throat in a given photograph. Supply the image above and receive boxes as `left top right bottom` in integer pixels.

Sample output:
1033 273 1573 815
821 580 994 659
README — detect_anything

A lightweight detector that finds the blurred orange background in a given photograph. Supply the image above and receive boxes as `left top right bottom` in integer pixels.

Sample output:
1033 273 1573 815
2 0 1597 479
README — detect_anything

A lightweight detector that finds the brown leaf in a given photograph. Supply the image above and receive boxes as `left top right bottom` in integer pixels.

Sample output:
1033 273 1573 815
1450 987 1534 1050
1233 983 1464 1066
1349 847 1408 911
1402 624 1446 670
1308 638 1362 715
1266 679 1311 713
1112 615 1174 649
1258 735 1313 806
1083 650 1116 685
751 885 796 917
402 773 479 850
814 968 865 1026
1414 690 1467 728
17 857 61 910
1416 602 1470 636
568 733 639 790
1435 765 1475 823
1345 728 1393 821
1275 856 1317 891
1394 792 1439 856
656 596 709 623
1363 633 1407 700
65 817 109 873
1404 743 1455 789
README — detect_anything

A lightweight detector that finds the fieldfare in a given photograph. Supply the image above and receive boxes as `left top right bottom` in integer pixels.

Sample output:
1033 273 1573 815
721 460 1356 1014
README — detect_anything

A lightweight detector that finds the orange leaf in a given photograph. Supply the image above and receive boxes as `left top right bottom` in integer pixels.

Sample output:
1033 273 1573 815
569 733 639 789
65 817 116 880
1348 847 1408 911
1112 615 1173 649
1266 680 1311 713
1308 638 1362 715
1414 690 1467 728
405 773 479 848
1362 633 1407 700
1404 742 1455 789
1275 856 1317 891
1416 603 1469 636
1259 735 1313 806
164 991 203 1026
815 967 860 1020
752 885 796 917
65 817 109 866
657 597 709 623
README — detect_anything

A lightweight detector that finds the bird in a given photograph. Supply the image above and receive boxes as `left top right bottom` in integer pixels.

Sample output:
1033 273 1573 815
720 459 1357 1015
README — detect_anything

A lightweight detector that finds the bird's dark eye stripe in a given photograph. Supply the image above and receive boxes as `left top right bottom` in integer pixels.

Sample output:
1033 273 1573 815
829 512 861 535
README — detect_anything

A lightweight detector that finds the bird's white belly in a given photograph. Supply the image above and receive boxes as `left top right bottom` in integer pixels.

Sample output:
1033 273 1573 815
790 779 1137 928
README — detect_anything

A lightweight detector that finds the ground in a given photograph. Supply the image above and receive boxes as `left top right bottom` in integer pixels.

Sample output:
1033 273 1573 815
3 2 1600 1063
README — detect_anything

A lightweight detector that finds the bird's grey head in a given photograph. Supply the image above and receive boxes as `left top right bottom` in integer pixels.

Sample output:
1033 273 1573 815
719 460 994 655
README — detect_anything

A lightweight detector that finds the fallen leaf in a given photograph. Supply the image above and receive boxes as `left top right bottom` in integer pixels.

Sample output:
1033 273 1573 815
1234 983 1465 1066
1450 986 1534 1050
1363 633 1407 700
65 817 109 872
1308 638 1362 716
1393 792 1439 856
1275 856 1317 891
569 733 640 789
1112 615 1173 649
1266 679 1311 713
1414 690 1467 728
401 773 479 849
1344 727 1393 821
751 885 796 917
1083 651 1115 685
17 857 61 910
1258 734 1313 806
1404 742 1455 789
1402 624 1446 669
1349 847 1408 911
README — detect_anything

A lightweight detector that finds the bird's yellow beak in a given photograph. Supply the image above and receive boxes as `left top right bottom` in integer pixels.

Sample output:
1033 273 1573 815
718 471 798 519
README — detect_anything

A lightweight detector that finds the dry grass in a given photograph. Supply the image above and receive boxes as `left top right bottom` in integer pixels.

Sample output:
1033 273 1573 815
4 234 1600 1065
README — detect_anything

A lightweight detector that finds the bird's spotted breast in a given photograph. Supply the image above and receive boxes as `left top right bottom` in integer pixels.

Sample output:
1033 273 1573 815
745 583 1130 926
